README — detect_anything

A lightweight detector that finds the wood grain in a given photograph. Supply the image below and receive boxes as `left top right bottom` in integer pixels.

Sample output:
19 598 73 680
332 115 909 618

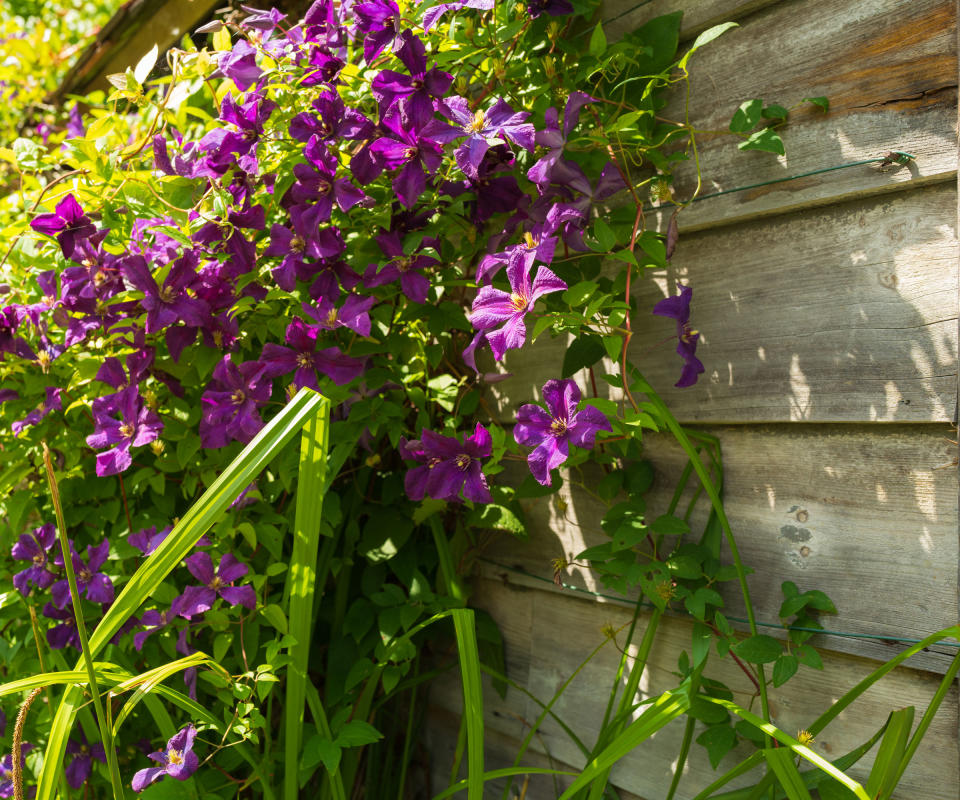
599 0 957 231
428 578 958 799
600 0 782 43
477 423 959 672
489 183 958 423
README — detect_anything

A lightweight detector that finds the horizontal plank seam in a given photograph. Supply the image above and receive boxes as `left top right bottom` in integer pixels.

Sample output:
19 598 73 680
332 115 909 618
670 168 958 234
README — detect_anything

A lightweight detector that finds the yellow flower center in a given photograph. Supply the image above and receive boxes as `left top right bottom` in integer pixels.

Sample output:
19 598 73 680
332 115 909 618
213 330 224 347
231 389 246 405
297 353 312 369
680 324 698 343
326 309 338 326
158 285 176 304
549 418 567 436
119 423 136 439
167 749 184 766
467 109 486 133
509 293 528 312
523 232 537 249
290 236 305 253
36 350 51 372
455 454 471 470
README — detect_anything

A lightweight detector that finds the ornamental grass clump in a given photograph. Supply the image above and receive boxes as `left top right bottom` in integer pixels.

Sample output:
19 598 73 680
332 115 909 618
0 1 945 799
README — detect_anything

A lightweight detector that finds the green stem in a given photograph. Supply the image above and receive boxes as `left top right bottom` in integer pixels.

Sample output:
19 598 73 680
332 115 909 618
587 607 664 800
430 517 467 606
665 716 696 800
42 444 126 800
632 376 771 728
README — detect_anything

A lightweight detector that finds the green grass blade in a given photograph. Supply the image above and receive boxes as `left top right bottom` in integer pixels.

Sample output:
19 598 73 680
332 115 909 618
888 648 960 794
700 697 870 800
557 684 692 800
89 388 326 656
864 706 913 799
433 767 579 800
451 608 484 800
807 624 960 737
111 653 217 737
36 389 324 800
764 749 812 800
690 753 765 800
284 399 331 800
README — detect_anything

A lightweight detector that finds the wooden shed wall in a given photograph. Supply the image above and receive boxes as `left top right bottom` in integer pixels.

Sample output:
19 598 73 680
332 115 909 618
427 0 960 797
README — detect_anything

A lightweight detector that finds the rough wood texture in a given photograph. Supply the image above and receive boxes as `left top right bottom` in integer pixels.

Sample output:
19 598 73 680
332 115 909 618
51 0 221 102
654 0 959 231
428 578 958 799
601 0 781 43
478 424 959 673
491 183 959 424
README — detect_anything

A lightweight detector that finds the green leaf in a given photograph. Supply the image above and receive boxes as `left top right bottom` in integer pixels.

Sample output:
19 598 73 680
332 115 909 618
732 635 782 664
762 104 789 120
592 218 616 251
302 735 342 777
739 127 785 155
261 604 289 635
679 22 738 69
773 654 799 687
335 720 383 747
466 503 526 538
602 335 622 361
696 724 737 769
562 280 598 307
627 12 683 75
561 335 606 378
650 514 690 536
666 554 701 579
134 44 159 85
588 23 607 57
804 96 830 111
729 99 763 133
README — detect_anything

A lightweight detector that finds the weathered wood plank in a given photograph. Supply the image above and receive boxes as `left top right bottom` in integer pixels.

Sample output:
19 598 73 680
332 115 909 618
606 0 957 231
490 183 958 423
476 424 959 672
429 578 959 799
600 0 781 43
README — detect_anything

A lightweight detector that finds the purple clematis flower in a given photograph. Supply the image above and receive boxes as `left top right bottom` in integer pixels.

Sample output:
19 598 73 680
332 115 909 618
65 730 107 789
302 295 375 337
85 386 163 476
438 96 536 178
66 103 86 139
354 0 401 62
30 194 96 259
133 596 184 651
121 251 209 334
421 0 493 31
526 0 573 17
260 318 366 389
470 259 566 360
514 379 611 485
369 111 449 207
400 423 493 503
652 284 705 388
131 725 199 792
177 553 257 618
199 357 271 449
50 539 114 609
372 31 453 127
289 89 373 144
11 386 62 437
362 230 437 303
43 603 81 650
11 523 59 596
128 526 174 556
528 92 596 187
218 40 261 89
